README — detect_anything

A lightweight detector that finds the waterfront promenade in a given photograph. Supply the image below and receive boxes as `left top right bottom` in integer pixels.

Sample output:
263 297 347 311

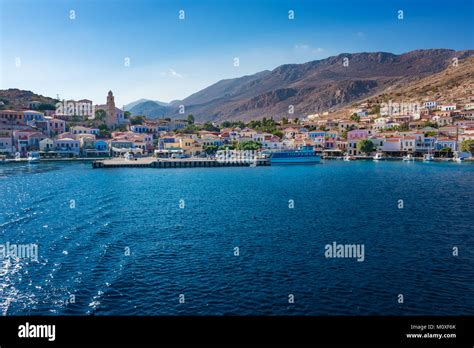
92 157 270 168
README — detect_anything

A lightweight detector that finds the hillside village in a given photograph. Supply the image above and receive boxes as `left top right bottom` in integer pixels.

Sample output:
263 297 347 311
1 89 474 159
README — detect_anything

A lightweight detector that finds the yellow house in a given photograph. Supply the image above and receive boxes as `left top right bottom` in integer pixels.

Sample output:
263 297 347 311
163 136 203 156
178 138 203 156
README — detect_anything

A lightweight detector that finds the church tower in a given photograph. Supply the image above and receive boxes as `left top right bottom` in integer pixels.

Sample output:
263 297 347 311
105 90 117 128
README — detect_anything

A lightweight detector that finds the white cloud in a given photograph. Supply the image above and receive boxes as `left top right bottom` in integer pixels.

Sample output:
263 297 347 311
294 44 325 55
160 68 184 79
312 47 324 54
294 43 310 50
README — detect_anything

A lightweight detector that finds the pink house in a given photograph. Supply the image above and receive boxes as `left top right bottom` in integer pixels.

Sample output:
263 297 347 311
47 118 66 136
347 129 369 141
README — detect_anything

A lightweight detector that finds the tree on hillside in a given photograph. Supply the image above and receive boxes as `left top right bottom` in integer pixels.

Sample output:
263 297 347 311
424 131 438 137
37 103 56 111
94 109 106 122
218 144 235 150
130 115 146 125
460 139 474 153
356 139 375 154
369 104 381 115
187 114 195 125
237 140 261 151
203 145 218 155
203 121 219 132
98 124 111 138
350 113 360 122
422 121 438 128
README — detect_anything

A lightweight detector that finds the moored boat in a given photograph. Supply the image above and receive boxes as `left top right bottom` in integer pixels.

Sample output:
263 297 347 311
270 146 320 164
27 151 41 163
403 154 414 161
423 153 434 162
343 154 355 161
373 152 384 161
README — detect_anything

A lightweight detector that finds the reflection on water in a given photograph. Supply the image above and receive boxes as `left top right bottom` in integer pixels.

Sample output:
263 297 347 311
0 161 473 315
0 162 66 178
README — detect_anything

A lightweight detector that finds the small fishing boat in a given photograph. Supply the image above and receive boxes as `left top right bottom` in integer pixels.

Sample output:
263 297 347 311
373 153 384 161
124 152 132 161
27 151 41 163
343 154 355 161
403 154 414 161
423 153 434 162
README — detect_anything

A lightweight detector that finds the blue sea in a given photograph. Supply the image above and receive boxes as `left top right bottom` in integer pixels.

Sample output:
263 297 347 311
0 160 473 315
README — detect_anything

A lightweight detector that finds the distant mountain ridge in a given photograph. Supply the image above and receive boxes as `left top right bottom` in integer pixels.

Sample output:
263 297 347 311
127 100 170 118
124 99 169 111
127 49 473 121
3 49 473 121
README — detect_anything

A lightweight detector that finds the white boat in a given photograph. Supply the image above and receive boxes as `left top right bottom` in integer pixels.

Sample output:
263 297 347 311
373 153 383 161
423 153 434 162
15 152 21 161
403 154 414 161
27 151 41 162
453 151 469 163
343 154 353 161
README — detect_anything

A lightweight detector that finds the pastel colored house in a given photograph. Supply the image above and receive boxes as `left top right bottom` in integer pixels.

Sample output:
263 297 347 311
415 136 436 151
23 110 45 123
435 138 457 151
347 129 369 141
54 138 81 155
0 134 13 154
382 138 402 152
130 125 149 133
40 138 54 152
308 131 326 139
94 140 109 152
47 118 66 136
70 126 99 136
0 110 25 126
401 136 416 152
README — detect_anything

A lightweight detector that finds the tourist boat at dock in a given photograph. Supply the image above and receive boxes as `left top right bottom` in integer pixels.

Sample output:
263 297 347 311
269 146 321 164
403 154 414 161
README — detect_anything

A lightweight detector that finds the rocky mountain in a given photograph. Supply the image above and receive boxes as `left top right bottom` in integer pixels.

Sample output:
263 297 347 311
4 49 472 121
0 88 59 109
127 100 169 118
329 55 474 119
158 49 472 122
124 99 169 111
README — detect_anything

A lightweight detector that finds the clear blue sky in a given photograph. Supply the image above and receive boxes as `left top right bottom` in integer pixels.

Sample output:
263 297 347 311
1 0 473 106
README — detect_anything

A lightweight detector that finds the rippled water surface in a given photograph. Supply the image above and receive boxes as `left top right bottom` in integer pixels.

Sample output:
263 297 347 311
0 160 473 315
